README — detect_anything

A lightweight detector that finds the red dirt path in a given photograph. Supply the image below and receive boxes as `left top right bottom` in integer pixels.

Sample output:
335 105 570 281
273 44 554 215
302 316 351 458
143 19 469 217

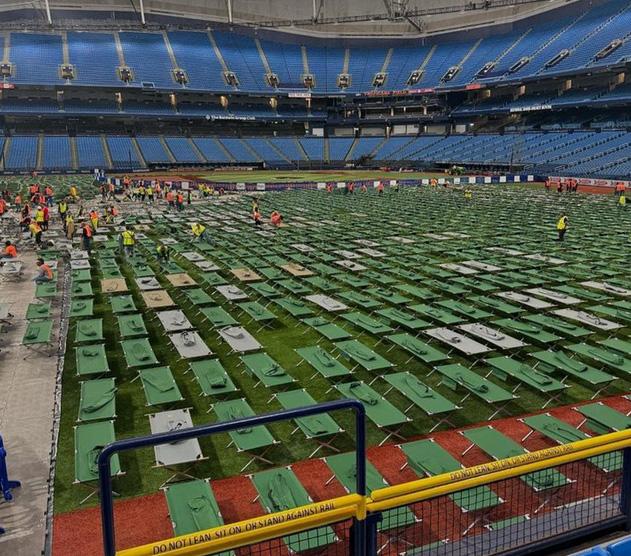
52 394 631 556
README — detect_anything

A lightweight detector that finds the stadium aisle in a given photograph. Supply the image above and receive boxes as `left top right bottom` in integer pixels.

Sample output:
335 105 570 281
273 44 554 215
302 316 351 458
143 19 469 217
0 249 61 555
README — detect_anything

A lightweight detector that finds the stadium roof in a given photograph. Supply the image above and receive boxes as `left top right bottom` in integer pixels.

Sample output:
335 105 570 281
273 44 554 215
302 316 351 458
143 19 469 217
3 0 582 37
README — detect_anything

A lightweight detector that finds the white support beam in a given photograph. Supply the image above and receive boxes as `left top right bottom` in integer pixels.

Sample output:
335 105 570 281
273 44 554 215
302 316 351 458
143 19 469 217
43 0 52 25
226 0 233 23
312 0 324 23
139 0 146 25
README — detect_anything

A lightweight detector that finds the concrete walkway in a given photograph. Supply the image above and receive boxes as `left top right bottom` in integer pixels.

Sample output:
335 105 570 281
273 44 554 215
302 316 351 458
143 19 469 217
0 242 66 555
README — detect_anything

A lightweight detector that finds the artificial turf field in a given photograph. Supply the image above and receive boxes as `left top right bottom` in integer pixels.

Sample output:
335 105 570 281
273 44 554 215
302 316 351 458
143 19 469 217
111 169 449 185
195 169 441 183
49 180 631 524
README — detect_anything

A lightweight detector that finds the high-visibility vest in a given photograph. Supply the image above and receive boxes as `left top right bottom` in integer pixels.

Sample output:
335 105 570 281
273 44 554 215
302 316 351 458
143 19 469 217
557 217 568 230
192 224 205 236
166 192 174 202
83 225 92 238
121 230 135 245
59 202 67 213
5 245 17 257
619 196 626 206
41 264 53 279
35 209 45 222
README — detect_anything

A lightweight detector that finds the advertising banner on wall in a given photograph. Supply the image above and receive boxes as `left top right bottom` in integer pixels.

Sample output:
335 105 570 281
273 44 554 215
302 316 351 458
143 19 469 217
549 176 629 188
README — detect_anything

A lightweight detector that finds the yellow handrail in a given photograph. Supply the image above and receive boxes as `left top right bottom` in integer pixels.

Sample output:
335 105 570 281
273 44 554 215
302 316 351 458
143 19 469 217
368 428 631 511
116 493 364 556
115 429 631 556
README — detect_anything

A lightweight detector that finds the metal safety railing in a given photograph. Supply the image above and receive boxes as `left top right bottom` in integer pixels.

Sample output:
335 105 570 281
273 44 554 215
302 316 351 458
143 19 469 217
98 405 631 556
366 431 631 556
97 400 367 556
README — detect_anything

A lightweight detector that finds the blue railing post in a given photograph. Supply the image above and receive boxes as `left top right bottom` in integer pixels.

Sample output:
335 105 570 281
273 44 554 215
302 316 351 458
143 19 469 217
99 400 366 556
364 513 381 556
0 435 21 536
0 435 21 502
352 404 367 556
620 447 631 531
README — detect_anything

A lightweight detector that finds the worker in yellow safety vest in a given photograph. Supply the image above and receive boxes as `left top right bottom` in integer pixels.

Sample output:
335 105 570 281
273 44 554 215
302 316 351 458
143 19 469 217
556 214 569 241
121 226 136 256
191 223 207 242
35 206 45 226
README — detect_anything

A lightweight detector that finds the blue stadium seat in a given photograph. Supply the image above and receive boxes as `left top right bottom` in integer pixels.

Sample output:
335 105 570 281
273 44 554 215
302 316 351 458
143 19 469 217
168 31 230 92
299 137 324 161
76 137 106 169
328 138 354 161
136 137 171 164
345 47 389 92
106 136 140 169
419 42 471 87
10 33 64 85
191 138 231 163
243 139 284 163
351 137 384 160
268 138 305 161
6 136 38 170
164 137 200 164
212 31 267 91
260 40 304 89
218 138 259 163
67 32 120 86
4 6 631 93
118 32 174 88
42 136 71 170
